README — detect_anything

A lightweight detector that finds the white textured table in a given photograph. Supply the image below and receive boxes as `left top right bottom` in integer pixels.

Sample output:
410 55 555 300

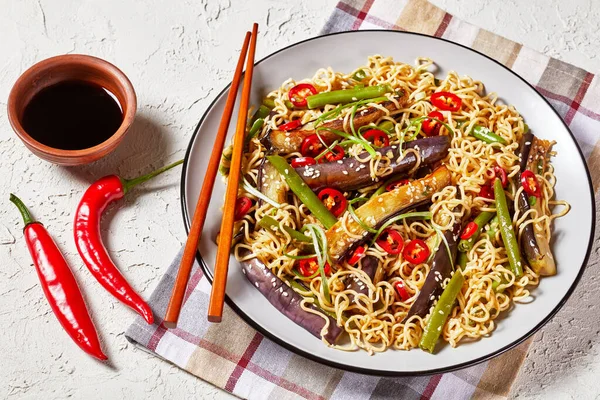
1 1 598 399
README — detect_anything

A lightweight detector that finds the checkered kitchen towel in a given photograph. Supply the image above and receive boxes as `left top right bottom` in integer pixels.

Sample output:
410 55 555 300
127 0 600 398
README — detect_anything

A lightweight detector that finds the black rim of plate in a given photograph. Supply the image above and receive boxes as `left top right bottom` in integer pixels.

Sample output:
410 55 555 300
180 30 596 377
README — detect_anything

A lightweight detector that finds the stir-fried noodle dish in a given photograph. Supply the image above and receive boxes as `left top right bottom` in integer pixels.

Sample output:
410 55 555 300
219 55 570 354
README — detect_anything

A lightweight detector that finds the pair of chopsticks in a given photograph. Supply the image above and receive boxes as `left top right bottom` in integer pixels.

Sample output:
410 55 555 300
164 23 259 326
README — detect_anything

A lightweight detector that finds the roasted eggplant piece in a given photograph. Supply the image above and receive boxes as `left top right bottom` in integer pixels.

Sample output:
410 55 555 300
404 220 461 321
264 93 409 153
517 133 556 276
295 136 450 192
326 166 452 261
345 255 378 302
239 250 343 344
257 158 287 205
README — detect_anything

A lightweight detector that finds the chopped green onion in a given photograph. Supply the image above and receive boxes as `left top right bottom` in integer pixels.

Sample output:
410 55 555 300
315 96 388 126
242 178 282 209
347 202 378 234
257 216 312 243
305 224 332 304
316 127 377 157
314 140 340 162
352 69 367 81
371 211 432 244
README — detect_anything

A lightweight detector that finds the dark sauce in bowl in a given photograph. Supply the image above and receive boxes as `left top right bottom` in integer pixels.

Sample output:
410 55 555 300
22 80 123 150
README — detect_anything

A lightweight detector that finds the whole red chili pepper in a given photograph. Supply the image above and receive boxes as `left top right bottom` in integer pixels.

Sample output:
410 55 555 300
10 194 107 360
74 160 183 324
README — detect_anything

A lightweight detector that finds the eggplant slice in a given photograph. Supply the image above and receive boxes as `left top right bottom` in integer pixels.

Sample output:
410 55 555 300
238 249 343 344
404 220 462 321
296 136 450 192
257 158 287 205
264 93 409 154
326 166 452 261
517 133 556 276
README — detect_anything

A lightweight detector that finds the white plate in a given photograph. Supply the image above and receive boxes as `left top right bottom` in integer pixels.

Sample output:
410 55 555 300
181 31 595 375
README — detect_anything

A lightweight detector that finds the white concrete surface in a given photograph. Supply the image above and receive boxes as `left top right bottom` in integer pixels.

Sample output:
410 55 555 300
0 1 598 399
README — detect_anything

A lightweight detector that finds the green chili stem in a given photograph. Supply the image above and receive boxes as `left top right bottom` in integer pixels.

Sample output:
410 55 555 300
470 125 507 145
493 179 523 277
457 211 495 252
9 194 35 227
307 85 391 109
267 156 338 229
419 270 465 353
122 159 184 193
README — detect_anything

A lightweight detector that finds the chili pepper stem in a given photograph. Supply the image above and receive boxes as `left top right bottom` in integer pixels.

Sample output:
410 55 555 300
121 159 184 194
9 193 35 227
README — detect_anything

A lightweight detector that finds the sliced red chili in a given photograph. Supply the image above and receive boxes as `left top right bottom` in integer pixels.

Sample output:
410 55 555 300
234 197 253 220
376 229 404 255
386 179 410 192
297 257 331 277
348 245 366 265
402 239 430 264
478 184 494 200
493 165 508 188
288 83 318 108
317 188 347 217
460 221 478 240
521 170 542 198
394 280 411 302
431 91 462 112
422 110 444 136
291 157 317 168
322 145 345 162
300 134 327 158
362 129 390 147
279 119 302 132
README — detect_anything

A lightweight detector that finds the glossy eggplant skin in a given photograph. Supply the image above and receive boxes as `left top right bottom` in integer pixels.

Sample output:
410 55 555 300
345 255 378 301
295 136 450 192
326 166 452 262
263 93 408 154
404 220 462 321
518 133 556 276
239 251 343 344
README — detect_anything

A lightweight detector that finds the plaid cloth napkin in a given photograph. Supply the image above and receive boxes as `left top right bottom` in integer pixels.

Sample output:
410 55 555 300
127 0 600 398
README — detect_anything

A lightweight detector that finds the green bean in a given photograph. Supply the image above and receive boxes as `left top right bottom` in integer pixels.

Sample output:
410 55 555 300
486 215 500 241
419 270 465 353
352 69 367 81
457 251 468 270
378 120 395 133
245 118 264 145
457 211 495 252
267 155 338 229
494 178 523 277
257 216 312 243
306 85 391 109
262 98 276 109
249 105 270 127
470 125 507 145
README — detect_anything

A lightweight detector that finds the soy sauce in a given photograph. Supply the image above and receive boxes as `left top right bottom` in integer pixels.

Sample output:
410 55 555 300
22 80 123 150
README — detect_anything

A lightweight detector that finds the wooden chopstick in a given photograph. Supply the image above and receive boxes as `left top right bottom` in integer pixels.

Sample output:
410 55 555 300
163 30 252 328
207 23 259 323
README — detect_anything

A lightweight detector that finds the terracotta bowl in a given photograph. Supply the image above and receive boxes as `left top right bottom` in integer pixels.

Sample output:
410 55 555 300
7 54 137 166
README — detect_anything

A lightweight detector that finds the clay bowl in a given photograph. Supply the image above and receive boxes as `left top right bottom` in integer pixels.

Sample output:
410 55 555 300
7 54 137 166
